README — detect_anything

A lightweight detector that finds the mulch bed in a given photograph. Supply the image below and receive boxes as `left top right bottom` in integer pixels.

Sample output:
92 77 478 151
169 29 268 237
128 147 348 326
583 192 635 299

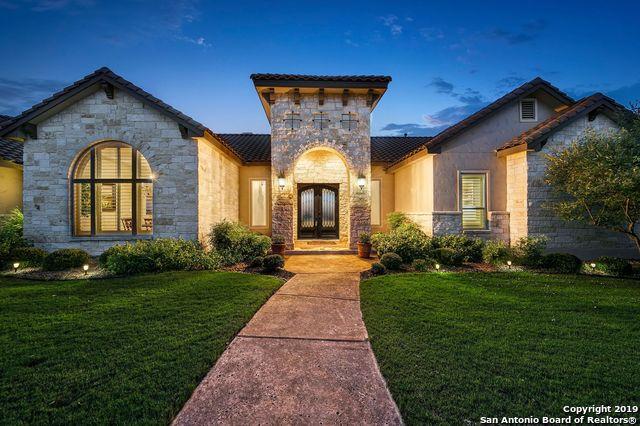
221 263 295 281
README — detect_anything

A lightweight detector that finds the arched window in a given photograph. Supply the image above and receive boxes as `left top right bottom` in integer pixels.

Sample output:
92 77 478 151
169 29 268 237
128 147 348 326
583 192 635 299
71 141 153 236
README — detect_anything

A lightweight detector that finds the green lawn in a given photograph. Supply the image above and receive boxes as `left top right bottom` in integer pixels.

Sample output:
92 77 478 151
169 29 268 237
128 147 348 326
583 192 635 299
0 271 282 424
361 272 640 425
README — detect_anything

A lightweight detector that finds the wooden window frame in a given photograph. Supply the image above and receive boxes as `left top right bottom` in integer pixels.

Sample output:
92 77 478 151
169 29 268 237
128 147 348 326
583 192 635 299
70 142 153 237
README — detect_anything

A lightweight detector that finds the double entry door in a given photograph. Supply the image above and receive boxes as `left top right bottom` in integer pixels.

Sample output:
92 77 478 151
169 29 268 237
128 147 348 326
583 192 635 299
297 184 339 239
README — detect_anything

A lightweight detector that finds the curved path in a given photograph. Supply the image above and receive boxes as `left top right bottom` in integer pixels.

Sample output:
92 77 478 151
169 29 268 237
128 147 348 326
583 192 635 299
173 255 402 425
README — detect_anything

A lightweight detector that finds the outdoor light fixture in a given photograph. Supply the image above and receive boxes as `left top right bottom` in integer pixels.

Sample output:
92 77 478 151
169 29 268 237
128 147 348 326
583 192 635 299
590 262 596 269
507 260 512 268
83 264 89 275
13 262 19 272
278 175 286 190
435 263 441 271
357 176 366 190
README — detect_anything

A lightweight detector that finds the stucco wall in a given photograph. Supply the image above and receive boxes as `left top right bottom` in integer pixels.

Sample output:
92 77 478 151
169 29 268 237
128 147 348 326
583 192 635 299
21 87 199 255
0 160 22 216
433 94 557 212
527 114 636 258
239 165 271 234
371 165 394 232
270 92 371 248
197 137 240 242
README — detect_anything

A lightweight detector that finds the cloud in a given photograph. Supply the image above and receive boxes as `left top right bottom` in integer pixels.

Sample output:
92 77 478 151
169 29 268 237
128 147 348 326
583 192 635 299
176 35 211 48
423 103 488 128
496 75 527 91
428 77 486 105
486 19 547 45
419 27 444 41
0 77 66 115
429 77 454 95
344 31 359 47
380 15 402 36
567 81 640 107
0 0 94 11
380 123 444 136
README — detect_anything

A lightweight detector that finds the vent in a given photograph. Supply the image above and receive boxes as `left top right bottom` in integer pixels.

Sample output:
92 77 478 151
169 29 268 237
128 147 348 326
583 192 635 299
520 99 537 122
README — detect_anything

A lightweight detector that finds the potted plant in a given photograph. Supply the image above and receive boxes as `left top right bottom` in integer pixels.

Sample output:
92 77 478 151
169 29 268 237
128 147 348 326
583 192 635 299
271 235 286 255
357 232 372 258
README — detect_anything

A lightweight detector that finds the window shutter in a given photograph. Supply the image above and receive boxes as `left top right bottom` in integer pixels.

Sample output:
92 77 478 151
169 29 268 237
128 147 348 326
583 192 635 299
520 99 537 121
461 173 487 229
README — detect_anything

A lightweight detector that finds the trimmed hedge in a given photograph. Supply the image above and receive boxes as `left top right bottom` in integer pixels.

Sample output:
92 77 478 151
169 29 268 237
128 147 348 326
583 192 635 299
100 239 220 275
262 254 284 271
10 246 48 267
209 220 271 265
591 256 633 277
370 262 386 275
512 236 547 267
541 253 582 274
380 252 403 270
372 219 431 263
432 235 484 263
413 258 437 272
431 247 464 267
482 240 511 265
0 209 27 267
43 248 91 271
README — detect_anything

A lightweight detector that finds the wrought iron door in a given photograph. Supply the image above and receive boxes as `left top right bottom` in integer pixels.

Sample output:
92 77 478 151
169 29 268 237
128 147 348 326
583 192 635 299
297 184 339 239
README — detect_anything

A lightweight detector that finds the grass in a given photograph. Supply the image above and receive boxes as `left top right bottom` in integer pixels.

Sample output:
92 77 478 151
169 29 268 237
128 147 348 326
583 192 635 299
361 272 640 425
0 271 282 424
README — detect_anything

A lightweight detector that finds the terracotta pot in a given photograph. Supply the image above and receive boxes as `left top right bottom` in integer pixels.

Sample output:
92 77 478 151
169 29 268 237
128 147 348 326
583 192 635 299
357 242 372 259
271 243 286 256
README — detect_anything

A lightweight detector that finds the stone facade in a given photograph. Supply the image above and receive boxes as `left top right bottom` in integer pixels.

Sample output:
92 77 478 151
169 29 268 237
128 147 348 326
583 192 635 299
525 114 636 258
22 88 199 255
270 92 372 248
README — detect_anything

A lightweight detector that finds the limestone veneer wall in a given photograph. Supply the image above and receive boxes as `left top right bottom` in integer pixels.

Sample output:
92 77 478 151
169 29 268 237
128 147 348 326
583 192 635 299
0 160 22 215
270 92 371 248
525 114 636 258
197 137 240 242
22 88 199 255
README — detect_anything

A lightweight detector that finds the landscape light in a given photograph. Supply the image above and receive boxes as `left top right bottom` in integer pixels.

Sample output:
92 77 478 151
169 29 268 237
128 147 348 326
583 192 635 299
13 262 19 272
435 263 441 271
590 262 596 269
507 260 512 268
83 264 89 275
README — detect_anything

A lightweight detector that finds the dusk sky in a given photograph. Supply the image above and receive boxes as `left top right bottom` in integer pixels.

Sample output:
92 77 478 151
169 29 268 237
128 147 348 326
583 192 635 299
1 0 639 136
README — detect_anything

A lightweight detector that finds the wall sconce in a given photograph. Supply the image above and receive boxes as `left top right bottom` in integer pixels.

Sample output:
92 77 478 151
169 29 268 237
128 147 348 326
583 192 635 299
357 175 366 190
278 175 286 190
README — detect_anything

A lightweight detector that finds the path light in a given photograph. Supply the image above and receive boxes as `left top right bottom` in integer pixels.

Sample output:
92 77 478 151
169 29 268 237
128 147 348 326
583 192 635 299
13 262 19 272
507 260 512 269
435 263 441 271
590 262 596 269
357 176 366 190
83 264 89 275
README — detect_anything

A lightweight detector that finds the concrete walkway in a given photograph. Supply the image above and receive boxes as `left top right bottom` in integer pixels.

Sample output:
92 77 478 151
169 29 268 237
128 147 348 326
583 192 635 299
173 255 402 425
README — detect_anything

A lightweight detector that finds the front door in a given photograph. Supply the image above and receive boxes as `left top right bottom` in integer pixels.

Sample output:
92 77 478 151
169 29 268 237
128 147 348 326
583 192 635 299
298 184 339 239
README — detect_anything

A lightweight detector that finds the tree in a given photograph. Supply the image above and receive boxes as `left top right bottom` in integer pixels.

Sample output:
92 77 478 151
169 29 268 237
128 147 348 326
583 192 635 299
544 107 640 254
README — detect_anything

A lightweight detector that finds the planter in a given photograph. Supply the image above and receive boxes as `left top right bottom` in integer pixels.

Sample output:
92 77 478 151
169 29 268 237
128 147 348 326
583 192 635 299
357 242 372 259
271 243 286 256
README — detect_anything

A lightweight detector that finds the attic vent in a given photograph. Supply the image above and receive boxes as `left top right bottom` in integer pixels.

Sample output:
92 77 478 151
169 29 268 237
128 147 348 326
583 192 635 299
520 98 537 122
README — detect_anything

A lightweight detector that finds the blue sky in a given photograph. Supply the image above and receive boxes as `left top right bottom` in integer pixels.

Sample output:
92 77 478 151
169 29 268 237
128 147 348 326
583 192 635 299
1 0 639 135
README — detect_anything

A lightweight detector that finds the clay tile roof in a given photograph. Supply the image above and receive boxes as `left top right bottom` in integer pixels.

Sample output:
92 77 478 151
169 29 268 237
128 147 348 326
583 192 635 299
0 138 23 164
215 133 432 164
250 74 392 83
497 93 626 152
214 133 271 163
0 67 211 139
388 77 574 166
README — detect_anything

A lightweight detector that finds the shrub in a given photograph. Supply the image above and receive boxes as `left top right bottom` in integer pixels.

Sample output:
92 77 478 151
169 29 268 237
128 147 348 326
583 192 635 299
541 253 582 274
10 246 48 267
271 235 285 245
43 248 91 271
482 240 511 265
512 236 547 267
380 252 402 270
359 232 371 244
250 256 264 268
0 208 27 267
432 234 484 262
370 262 386 275
371 220 431 263
208 220 271 265
413 258 436 272
100 239 220 275
262 254 284 271
591 256 633 277
431 247 464 267
387 212 410 230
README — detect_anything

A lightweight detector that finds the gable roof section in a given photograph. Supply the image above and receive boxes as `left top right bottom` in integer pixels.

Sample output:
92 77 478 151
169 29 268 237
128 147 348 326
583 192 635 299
0 138 23 164
388 77 574 167
214 134 432 164
0 67 210 139
497 93 626 153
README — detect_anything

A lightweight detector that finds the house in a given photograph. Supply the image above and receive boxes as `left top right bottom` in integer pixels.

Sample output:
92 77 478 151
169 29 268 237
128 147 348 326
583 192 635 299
0 67 634 258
